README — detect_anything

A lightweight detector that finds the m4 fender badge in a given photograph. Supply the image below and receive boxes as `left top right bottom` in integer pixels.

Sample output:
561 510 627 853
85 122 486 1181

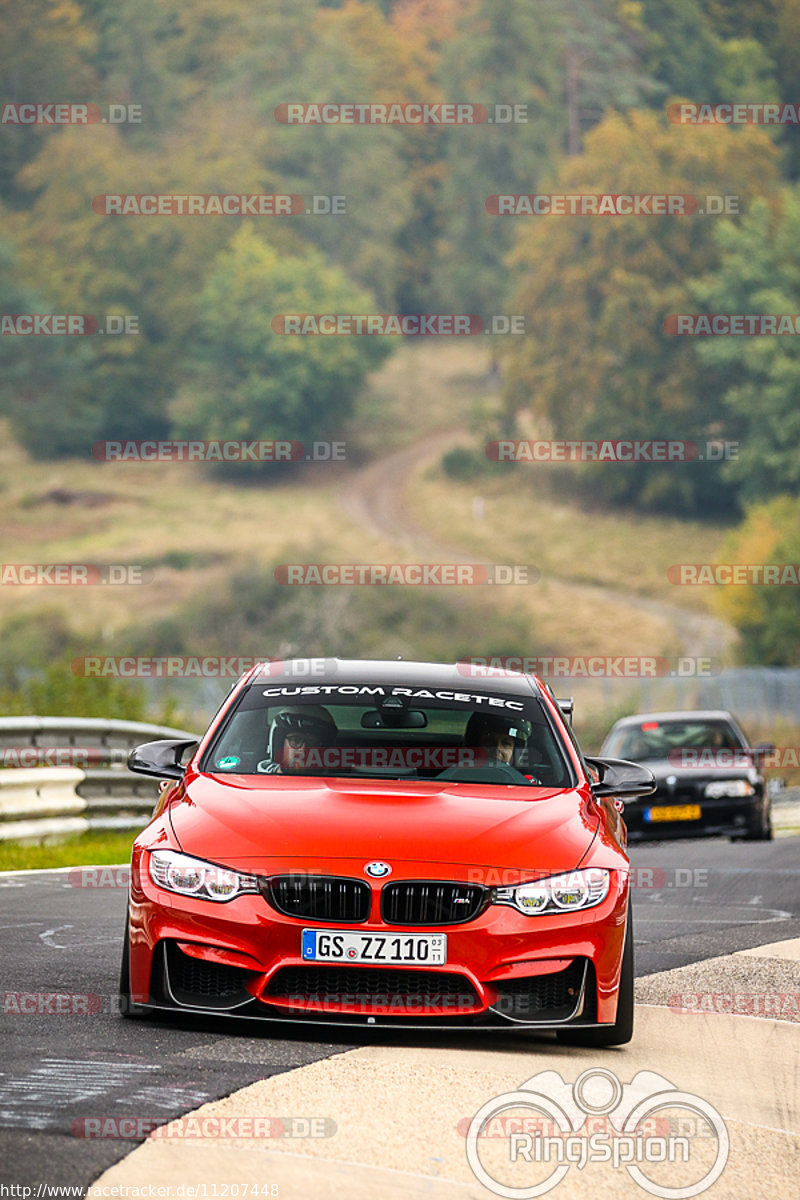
364 861 392 878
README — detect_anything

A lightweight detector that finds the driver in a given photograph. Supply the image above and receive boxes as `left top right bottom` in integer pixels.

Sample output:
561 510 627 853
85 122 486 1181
257 705 337 774
463 711 530 766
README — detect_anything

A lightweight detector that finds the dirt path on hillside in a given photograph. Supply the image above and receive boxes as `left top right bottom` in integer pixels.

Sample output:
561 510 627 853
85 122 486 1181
338 430 736 659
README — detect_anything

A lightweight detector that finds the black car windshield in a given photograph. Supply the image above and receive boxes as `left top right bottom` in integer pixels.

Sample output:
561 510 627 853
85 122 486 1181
604 718 744 762
201 683 575 788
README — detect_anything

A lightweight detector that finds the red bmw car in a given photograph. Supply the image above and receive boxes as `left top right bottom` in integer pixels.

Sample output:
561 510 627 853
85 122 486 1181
120 659 654 1045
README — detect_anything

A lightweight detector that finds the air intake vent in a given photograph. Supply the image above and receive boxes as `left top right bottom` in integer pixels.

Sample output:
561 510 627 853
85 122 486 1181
381 881 487 925
262 875 371 923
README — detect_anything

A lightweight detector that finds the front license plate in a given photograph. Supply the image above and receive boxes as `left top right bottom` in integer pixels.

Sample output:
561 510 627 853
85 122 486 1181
645 804 702 822
302 929 447 965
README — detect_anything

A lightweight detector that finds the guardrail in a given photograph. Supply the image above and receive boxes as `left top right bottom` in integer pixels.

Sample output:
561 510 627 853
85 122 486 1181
0 717 200 843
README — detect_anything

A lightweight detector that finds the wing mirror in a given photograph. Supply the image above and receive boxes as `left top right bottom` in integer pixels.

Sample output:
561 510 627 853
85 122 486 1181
127 738 199 780
584 755 656 800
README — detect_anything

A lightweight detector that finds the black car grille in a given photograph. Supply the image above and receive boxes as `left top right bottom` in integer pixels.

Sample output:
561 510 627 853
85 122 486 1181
381 881 487 925
164 943 255 1009
491 960 585 1021
266 966 480 1012
262 875 371 923
653 784 701 805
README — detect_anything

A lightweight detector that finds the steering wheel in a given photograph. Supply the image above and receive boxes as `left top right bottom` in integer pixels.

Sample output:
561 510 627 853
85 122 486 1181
435 762 540 785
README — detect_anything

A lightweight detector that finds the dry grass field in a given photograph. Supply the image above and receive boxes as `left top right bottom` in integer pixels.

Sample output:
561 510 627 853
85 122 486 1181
0 341 732 680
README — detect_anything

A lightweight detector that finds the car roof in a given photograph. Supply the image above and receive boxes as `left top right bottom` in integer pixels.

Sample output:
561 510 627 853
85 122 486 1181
251 657 545 699
609 710 736 726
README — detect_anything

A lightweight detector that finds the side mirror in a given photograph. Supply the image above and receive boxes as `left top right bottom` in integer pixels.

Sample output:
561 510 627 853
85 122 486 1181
127 738 199 780
752 741 775 764
584 755 656 800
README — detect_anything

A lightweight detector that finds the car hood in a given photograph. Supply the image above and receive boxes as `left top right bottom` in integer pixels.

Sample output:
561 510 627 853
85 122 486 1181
167 773 602 878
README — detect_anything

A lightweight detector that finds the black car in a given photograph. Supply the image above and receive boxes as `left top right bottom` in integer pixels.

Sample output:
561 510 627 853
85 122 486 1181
600 710 772 841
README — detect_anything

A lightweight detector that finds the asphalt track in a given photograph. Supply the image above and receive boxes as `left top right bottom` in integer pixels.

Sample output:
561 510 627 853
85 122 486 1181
1 835 799 1193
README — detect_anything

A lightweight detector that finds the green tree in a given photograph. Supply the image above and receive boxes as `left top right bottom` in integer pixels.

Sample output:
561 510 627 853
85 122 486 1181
692 188 800 502
638 0 722 101
0 0 97 202
711 496 800 663
0 237 101 456
171 227 392 460
504 109 779 514
705 0 778 43
0 658 147 721
433 0 655 313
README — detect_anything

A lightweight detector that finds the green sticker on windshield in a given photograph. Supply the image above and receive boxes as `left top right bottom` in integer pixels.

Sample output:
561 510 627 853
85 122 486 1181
217 755 240 769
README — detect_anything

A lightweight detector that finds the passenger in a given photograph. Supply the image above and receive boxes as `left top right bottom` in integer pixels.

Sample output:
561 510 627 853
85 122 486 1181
463 711 529 766
258 706 337 774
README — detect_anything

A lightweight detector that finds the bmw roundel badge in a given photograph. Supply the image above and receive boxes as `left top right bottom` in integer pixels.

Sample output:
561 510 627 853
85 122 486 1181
364 861 392 878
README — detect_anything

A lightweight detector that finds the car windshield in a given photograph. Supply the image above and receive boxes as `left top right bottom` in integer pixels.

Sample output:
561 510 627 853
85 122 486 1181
201 683 575 788
604 718 744 762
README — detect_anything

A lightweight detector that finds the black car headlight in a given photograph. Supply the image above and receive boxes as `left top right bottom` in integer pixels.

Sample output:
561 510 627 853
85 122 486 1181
494 868 610 915
149 850 259 902
703 779 755 799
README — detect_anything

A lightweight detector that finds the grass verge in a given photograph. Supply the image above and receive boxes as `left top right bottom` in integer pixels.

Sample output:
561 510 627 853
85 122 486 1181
0 829 137 872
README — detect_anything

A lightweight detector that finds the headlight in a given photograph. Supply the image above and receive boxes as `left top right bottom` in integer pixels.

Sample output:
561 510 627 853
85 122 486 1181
704 779 755 799
149 850 259 902
495 868 610 915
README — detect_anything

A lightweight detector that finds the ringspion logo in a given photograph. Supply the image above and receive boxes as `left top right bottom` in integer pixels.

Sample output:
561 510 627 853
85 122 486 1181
466 1068 728 1198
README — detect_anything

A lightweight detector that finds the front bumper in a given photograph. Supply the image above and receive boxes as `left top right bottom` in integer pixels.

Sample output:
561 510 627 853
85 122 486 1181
128 856 629 1029
624 791 765 839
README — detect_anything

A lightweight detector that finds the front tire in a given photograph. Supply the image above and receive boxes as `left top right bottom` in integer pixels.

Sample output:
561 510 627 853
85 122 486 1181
556 904 634 1048
119 908 149 1019
742 796 773 841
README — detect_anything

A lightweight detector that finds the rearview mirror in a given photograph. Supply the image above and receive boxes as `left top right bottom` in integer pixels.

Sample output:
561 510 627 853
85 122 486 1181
584 755 656 800
127 738 199 780
361 709 427 729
